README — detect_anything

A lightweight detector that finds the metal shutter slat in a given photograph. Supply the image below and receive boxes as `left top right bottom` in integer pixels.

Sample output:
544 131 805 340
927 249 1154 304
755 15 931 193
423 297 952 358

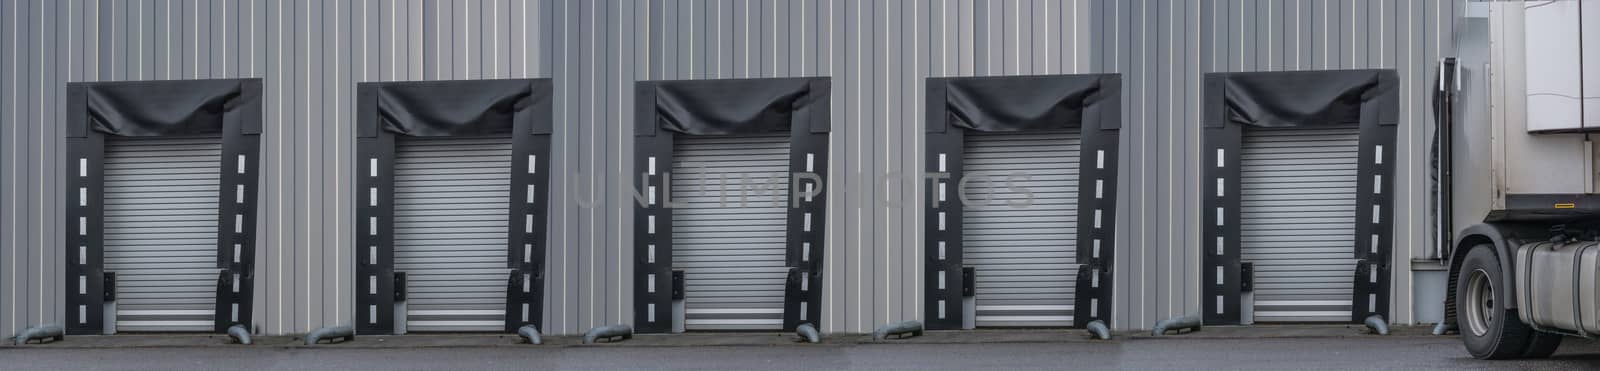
103 136 222 332
963 130 1080 327
671 134 791 331
1240 125 1360 323
394 136 511 332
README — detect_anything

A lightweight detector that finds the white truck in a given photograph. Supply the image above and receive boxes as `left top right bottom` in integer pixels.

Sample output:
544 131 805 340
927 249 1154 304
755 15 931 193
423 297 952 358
1444 1 1600 359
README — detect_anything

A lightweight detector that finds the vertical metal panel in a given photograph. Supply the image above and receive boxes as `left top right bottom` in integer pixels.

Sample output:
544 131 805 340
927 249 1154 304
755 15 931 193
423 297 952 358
102 135 222 332
0 0 1458 336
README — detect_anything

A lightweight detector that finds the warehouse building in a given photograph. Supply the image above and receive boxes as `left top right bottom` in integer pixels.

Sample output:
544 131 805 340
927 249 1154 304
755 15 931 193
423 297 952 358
2 0 1458 337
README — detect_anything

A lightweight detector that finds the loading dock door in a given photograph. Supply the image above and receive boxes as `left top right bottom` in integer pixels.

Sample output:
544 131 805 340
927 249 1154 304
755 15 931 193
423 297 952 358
1239 125 1360 323
671 134 792 331
963 130 1081 327
393 136 512 332
102 135 222 332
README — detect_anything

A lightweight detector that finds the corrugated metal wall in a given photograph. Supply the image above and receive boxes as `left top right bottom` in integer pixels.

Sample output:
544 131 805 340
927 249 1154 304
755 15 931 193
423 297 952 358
0 0 1458 336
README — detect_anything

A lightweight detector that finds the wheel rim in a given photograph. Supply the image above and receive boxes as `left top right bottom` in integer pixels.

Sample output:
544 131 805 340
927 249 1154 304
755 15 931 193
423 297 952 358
1464 268 1496 337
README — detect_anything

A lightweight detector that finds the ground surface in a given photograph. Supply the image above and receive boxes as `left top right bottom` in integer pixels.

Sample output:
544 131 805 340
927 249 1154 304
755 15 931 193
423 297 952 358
3 326 1599 370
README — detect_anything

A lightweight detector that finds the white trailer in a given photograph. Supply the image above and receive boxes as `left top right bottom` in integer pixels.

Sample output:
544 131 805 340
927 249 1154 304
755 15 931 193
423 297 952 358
1445 0 1600 359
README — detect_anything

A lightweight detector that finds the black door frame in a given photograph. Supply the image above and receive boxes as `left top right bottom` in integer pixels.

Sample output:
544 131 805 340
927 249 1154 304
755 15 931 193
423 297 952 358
354 79 554 334
64 79 264 335
632 77 831 333
1200 70 1398 325
922 74 1123 330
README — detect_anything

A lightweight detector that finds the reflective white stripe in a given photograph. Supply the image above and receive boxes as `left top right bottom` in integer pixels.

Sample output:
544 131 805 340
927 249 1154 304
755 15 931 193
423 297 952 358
235 214 244 233
646 244 655 263
369 187 377 206
1372 205 1381 223
369 276 378 295
79 217 87 235
1216 178 1225 197
1373 175 1382 194
1374 145 1383 164
647 215 655 234
1093 209 1102 228
647 304 656 322
525 244 534 263
937 212 945 231
370 158 378 177
79 187 87 206
370 306 378 323
1093 239 1101 258
79 158 88 177
647 274 656 293
79 276 87 295
938 300 947 319
1215 207 1224 226
806 153 815 172
238 185 247 204
1216 149 1225 167
803 212 812 232
1216 237 1225 256
647 157 656 175
236 155 247 174
1095 179 1103 199
939 154 947 172
647 186 656 205
79 246 86 265
1096 150 1105 169
527 184 537 203
529 155 537 174
801 242 811 262
938 241 946 260
937 270 945 290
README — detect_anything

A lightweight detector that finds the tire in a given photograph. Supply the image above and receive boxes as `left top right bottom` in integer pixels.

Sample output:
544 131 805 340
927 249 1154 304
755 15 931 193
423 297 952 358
1456 245 1535 359
1521 331 1564 359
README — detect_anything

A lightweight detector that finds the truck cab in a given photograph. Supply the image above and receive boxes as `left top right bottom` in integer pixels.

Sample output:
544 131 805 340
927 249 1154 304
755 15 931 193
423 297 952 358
1445 0 1600 359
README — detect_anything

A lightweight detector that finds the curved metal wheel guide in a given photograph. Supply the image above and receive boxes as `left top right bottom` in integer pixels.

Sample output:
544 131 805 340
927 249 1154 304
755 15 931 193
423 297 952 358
1363 315 1390 336
305 325 355 345
583 324 634 344
795 323 820 343
227 325 253 345
1085 320 1111 340
1151 313 1202 336
872 321 924 341
1430 321 1457 335
518 325 543 345
13 324 64 345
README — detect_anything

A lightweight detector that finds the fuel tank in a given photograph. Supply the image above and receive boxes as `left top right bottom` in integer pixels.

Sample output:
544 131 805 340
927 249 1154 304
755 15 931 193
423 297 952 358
1515 240 1600 335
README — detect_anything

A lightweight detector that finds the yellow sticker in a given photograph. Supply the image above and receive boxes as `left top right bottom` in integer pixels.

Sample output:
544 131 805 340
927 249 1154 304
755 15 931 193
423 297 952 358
1555 203 1577 209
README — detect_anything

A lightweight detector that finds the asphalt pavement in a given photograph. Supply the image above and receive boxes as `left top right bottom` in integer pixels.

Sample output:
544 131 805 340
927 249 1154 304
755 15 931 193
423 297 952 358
3 331 1599 370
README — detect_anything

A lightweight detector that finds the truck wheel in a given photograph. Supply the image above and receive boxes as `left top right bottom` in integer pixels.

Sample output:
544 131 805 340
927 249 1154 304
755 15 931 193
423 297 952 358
1457 245 1535 359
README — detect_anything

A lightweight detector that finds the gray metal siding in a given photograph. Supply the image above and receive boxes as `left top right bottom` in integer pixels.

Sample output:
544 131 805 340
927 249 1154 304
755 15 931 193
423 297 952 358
963 130 1080 327
0 1 1457 336
102 135 222 332
670 134 791 331
1239 125 1360 323
393 136 512 332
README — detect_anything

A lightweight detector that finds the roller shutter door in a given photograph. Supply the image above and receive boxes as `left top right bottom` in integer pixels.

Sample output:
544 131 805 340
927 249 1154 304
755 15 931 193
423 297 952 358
103 136 222 332
1240 125 1360 323
671 134 791 331
963 130 1080 327
393 136 512 332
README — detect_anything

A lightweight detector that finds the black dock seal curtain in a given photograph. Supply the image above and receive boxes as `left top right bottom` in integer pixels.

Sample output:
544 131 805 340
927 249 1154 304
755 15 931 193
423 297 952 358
632 77 831 333
355 79 554 334
65 79 263 335
1202 70 1398 325
923 74 1123 330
